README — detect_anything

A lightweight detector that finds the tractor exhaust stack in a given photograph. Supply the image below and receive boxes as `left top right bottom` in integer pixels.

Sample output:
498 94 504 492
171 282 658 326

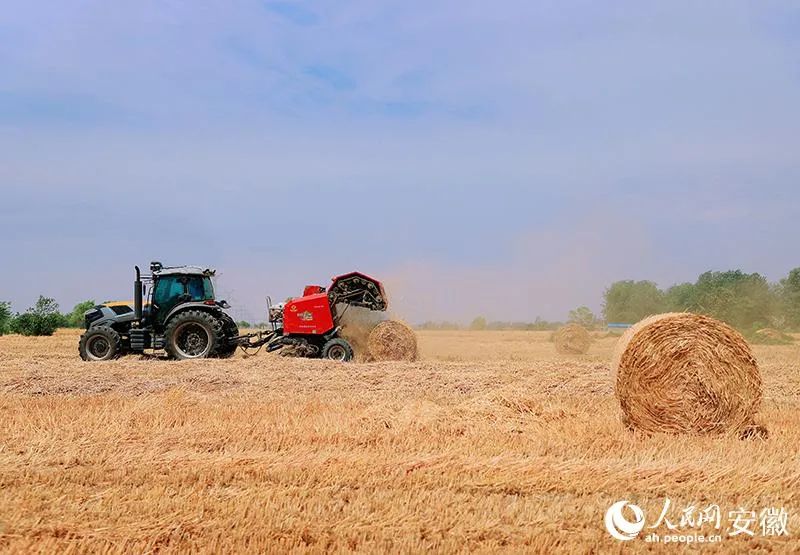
134 266 143 323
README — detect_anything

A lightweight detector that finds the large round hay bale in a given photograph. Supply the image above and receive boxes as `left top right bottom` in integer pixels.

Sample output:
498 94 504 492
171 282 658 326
553 323 592 354
751 328 793 345
367 320 418 361
612 313 762 435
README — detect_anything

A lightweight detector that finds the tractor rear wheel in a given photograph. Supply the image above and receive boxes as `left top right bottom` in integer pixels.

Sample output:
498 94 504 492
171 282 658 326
79 326 122 361
321 338 354 362
165 310 223 360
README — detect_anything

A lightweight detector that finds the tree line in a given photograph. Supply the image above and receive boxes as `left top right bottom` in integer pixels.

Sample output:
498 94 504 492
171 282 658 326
447 268 800 336
602 268 800 333
0 297 95 336
0 296 272 336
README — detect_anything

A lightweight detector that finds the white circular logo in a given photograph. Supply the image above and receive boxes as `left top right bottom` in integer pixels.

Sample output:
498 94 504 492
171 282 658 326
605 500 645 541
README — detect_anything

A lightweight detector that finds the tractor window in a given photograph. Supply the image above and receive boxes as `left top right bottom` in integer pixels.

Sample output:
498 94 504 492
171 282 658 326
187 276 214 301
153 276 184 306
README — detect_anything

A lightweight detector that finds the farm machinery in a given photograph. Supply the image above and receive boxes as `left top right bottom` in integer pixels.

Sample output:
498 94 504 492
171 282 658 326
79 262 387 362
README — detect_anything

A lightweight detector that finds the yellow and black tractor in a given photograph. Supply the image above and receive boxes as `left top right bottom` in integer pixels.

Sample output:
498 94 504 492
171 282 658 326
79 262 239 361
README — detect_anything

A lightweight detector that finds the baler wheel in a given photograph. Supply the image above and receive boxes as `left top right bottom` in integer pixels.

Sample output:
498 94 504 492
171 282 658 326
321 338 354 362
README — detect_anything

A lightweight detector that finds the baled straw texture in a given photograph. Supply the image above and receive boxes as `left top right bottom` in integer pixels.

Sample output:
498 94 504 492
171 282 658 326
367 320 418 361
553 324 592 355
612 313 762 435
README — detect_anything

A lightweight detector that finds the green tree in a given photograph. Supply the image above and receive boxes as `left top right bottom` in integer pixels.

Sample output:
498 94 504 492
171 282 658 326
66 300 96 328
690 270 776 331
663 282 695 312
469 315 487 330
602 280 664 324
568 306 596 329
0 301 11 335
237 320 252 329
779 268 800 330
9 296 65 336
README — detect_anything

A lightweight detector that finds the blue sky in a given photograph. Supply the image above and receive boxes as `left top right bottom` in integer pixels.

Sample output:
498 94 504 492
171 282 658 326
1 1 799 323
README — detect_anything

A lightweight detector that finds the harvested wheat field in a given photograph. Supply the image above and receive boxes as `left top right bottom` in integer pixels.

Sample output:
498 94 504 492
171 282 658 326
1 329 800 553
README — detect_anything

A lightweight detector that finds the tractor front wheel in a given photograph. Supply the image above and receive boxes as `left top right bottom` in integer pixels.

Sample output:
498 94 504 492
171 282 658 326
79 326 122 361
321 338 354 362
165 310 223 360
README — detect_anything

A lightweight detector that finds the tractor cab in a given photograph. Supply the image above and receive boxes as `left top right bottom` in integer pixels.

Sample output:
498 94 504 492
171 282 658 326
145 263 219 328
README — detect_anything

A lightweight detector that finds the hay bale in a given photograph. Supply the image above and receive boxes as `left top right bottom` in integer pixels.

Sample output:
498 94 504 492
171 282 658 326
751 328 793 345
367 320 418 361
552 324 592 355
756 328 784 340
612 313 762 435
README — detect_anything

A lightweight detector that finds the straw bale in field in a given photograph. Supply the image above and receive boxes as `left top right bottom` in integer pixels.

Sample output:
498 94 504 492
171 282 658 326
552 323 592 355
367 320 418 361
612 313 762 435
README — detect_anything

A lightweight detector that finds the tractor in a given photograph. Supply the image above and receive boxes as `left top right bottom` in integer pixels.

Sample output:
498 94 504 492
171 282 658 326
79 262 239 361
79 262 387 362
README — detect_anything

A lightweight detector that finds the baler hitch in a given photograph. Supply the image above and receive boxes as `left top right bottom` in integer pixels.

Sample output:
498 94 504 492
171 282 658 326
231 330 283 353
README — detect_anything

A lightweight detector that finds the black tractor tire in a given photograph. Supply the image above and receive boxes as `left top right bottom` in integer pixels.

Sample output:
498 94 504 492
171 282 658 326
164 310 223 360
215 313 240 359
321 338 354 362
79 326 122 361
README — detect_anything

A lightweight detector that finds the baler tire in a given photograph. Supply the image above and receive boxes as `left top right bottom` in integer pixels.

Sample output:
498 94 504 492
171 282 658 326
164 310 223 360
79 326 122 361
321 338 354 362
